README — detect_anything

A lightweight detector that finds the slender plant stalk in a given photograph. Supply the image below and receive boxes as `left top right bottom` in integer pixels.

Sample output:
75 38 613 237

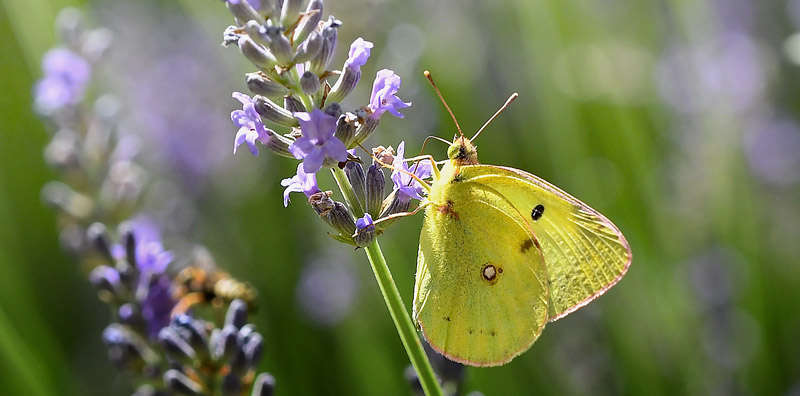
363 240 443 396
332 167 442 396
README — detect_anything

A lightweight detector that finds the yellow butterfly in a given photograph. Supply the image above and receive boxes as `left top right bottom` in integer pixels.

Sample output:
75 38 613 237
410 78 632 367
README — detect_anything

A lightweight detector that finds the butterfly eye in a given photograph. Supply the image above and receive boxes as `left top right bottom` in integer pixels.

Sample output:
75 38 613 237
531 204 545 221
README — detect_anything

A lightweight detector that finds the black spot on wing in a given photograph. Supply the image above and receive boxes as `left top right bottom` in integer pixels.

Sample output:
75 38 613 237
531 204 545 221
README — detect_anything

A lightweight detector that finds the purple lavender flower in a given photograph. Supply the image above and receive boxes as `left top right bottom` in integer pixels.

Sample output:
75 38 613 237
355 213 375 232
288 109 348 173
226 0 260 7
141 274 175 339
368 69 411 119
391 141 432 202
281 163 320 207
232 92 273 156
34 48 91 113
345 37 373 71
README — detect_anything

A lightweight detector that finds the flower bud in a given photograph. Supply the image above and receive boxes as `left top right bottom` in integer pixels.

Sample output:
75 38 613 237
264 133 295 158
174 316 209 356
225 299 249 329
327 68 359 105
222 25 241 47
246 72 288 98
378 190 411 229
263 26 293 65
158 327 196 362
308 17 340 74
227 0 263 25
334 113 357 148
354 213 376 247
118 221 137 269
253 95 299 127
253 373 276 396
300 71 321 95
292 30 323 64
56 8 85 48
344 161 366 210
284 95 305 113
164 369 204 395
365 164 386 219
244 20 270 48
89 265 122 296
44 129 80 169
353 113 380 147
309 191 335 216
239 37 277 70
41 181 93 219
280 0 303 27
294 0 323 44
213 324 239 361
87 222 114 263
324 201 356 237
243 333 264 368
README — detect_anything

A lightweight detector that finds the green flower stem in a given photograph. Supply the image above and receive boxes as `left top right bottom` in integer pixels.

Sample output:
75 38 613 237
332 165 442 396
363 240 444 396
289 66 316 111
331 167 365 217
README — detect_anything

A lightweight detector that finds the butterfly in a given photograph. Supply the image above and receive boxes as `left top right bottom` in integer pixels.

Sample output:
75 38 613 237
410 78 632 367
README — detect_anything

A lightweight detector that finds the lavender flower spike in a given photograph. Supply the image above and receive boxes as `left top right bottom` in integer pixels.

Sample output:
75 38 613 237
369 69 411 119
289 109 348 174
391 141 432 202
232 92 273 156
281 163 320 207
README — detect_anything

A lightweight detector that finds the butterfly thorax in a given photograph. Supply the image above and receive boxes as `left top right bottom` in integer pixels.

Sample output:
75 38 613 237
447 137 478 166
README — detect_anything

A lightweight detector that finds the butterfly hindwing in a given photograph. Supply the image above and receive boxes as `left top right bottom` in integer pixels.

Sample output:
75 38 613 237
459 165 632 320
414 178 549 366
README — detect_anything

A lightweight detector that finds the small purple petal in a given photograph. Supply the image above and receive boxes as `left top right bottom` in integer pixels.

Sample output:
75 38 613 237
345 38 374 70
281 163 320 207
356 213 374 231
289 109 347 174
369 69 411 119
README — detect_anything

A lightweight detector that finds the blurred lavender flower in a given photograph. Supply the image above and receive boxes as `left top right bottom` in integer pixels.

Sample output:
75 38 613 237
391 141 432 202
369 69 411 119
34 48 91 114
289 109 348 173
232 92 274 155
281 163 320 207
745 117 800 188
296 254 359 326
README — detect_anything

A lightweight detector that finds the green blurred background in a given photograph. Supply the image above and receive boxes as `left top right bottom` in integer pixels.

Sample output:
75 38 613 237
2 0 800 394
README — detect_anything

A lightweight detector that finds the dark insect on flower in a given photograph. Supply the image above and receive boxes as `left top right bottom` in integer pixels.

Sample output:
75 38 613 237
171 266 258 316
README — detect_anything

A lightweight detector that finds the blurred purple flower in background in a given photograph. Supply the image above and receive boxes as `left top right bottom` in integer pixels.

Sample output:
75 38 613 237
232 92 273 155
369 69 411 119
391 141 431 202
745 118 800 188
289 109 347 174
281 163 320 207
296 253 359 327
34 48 91 113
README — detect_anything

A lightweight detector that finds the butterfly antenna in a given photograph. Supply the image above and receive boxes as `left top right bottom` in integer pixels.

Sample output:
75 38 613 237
424 70 464 139
470 92 518 142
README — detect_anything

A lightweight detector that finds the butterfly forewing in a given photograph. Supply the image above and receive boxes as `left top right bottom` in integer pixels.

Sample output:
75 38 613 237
461 165 632 320
414 179 549 366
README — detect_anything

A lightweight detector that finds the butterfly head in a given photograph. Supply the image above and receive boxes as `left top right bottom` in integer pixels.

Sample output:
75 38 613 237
448 136 478 166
